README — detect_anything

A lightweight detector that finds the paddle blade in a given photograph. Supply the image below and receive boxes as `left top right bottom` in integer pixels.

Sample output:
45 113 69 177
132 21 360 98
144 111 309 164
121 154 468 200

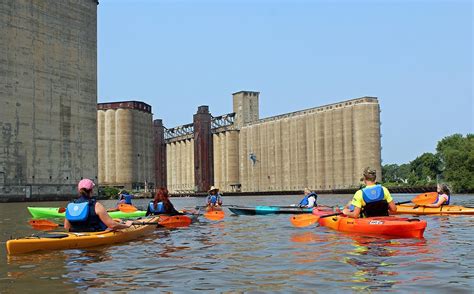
204 210 225 221
290 214 320 228
28 219 60 231
411 192 438 205
117 204 138 212
158 215 192 228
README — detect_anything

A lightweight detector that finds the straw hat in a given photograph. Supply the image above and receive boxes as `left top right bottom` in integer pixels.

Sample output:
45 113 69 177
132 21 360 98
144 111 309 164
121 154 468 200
208 186 219 193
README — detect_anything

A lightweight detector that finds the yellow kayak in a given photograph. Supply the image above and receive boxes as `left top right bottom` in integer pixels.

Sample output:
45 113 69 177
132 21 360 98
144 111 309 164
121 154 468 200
395 204 474 215
6 216 160 255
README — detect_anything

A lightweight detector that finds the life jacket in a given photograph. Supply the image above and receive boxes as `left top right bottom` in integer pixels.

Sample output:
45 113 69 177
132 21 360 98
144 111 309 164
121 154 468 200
148 201 165 214
434 193 450 205
361 185 388 217
299 192 318 207
208 194 221 205
120 194 132 205
66 197 107 232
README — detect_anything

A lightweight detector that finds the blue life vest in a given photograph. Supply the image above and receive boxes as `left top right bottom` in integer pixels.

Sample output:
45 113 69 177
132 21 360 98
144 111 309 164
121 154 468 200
66 197 107 232
148 202 165 214
66 202 89 222
119 194 133 204
360 185 388 217
208 194 221 205
299 192 318 207
434 194 450 205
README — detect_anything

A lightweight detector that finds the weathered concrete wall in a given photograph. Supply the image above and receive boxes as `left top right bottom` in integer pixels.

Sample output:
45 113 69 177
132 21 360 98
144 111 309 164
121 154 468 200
239 97 382 192
97 102 155 190
166 139 194 193
213 130 239 192
0 0 98 201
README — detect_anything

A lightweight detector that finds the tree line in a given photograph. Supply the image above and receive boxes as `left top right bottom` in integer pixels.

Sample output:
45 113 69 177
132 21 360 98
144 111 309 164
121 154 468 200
382 134 474 193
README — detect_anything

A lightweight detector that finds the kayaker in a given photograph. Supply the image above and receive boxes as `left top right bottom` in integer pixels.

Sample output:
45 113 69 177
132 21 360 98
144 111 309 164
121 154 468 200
416 183 451 208
206 186 223 208
117 190 134 205
342 168 397 218
146 187 181 216
64 179 134 232
298 188 318 208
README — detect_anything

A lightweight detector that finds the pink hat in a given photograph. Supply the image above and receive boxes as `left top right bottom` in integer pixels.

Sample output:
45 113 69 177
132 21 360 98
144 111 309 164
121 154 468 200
77 178 95 192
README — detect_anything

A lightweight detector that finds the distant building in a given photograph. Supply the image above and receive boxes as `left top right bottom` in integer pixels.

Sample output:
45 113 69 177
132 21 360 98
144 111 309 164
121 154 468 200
97 101 155 190
0 0 99 201
157 91 382 193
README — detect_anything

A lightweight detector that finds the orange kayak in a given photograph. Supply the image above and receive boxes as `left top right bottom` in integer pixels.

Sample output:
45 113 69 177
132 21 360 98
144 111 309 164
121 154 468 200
318 215 427 238
395 204 474 215
7 216 160 255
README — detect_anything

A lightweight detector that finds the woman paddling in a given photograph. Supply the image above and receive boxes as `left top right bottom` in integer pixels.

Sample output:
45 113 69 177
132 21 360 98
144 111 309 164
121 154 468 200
146 187 181 216
64 179 133 232
415 183 451 208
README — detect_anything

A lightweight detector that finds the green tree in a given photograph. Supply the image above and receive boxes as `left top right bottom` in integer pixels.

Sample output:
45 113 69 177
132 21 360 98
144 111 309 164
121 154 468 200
436 134 474 193
409 152 442 184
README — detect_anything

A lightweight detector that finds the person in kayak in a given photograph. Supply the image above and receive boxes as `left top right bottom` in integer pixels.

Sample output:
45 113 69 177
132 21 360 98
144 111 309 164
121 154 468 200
64 179 134 232
298 188 318 208
117 190 134 205
342 168 397 218
206 186 223 209
146 187 181 216
415 183 451 208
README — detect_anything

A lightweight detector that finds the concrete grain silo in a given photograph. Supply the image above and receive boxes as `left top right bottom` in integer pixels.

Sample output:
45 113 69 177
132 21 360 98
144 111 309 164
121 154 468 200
0 0 99 201
97 101 155 190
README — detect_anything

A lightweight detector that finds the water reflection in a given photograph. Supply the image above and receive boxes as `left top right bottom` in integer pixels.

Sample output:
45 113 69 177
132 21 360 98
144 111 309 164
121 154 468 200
1 196 474 292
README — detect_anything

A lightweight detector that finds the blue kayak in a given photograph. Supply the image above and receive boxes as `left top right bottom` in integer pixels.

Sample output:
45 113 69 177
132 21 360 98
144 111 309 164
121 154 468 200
228 206 313 215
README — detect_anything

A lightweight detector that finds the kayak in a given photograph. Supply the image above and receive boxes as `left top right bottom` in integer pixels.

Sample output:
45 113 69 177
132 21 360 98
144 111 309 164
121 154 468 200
395 204 474 215
6 216 160 255
318 215 427 238
27 207 146 219
229 205 313 215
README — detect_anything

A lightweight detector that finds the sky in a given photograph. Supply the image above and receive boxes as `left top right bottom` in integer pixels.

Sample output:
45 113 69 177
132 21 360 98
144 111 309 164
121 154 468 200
97 0 473 165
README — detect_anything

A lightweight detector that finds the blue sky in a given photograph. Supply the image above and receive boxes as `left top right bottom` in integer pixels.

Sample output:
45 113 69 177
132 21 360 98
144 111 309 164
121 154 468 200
98 0 473 164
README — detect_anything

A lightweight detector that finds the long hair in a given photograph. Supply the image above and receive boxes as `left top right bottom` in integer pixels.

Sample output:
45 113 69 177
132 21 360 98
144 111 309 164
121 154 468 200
153 187 171 210
79 188 92 198
438 183 451 196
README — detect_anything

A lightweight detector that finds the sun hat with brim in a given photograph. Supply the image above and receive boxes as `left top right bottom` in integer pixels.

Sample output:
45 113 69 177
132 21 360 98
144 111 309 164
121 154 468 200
208 186 219 193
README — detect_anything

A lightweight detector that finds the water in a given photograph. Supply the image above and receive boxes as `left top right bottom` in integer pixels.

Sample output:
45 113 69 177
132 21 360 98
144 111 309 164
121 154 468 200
1 194 474 293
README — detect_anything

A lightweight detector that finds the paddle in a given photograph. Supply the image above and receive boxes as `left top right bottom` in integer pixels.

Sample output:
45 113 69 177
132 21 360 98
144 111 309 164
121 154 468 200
58 203 139 214
396 192 438 206
28 215 192 231
190 206 226 221
290 212 342 228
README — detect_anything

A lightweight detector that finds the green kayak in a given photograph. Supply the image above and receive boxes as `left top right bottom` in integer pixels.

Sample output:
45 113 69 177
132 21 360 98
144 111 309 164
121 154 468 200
27 207 146 219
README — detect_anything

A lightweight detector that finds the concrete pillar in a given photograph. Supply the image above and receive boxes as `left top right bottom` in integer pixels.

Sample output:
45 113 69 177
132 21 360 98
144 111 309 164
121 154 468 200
97 110 105 184
104 109 116 184
115 109 133 185
296 116 307 189
342 106 353 187
193 106 213 192
333 107 344 189
226 130 239 191
153 119 166 189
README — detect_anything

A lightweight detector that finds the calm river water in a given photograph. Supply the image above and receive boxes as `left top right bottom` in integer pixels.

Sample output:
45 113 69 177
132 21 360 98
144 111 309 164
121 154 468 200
1 194 473 293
